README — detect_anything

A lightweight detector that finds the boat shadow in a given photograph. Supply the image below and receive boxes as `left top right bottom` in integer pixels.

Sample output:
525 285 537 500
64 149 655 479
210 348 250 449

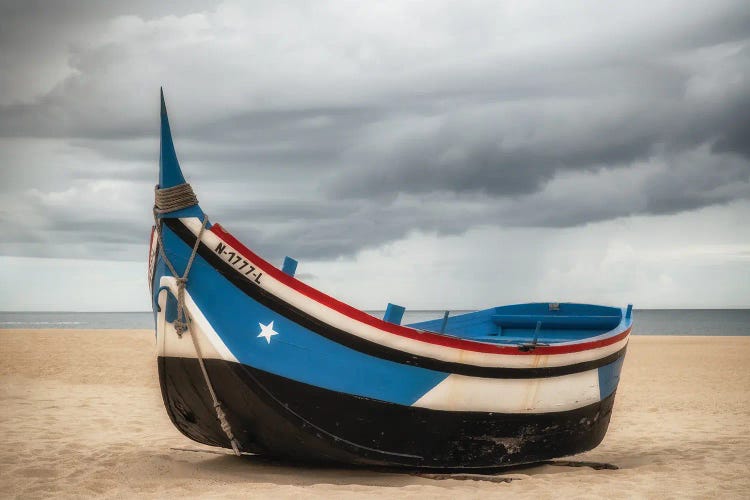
169 447 618 485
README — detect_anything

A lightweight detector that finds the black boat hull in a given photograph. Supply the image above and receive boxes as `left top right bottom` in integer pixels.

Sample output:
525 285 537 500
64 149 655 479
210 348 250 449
158 356 616 469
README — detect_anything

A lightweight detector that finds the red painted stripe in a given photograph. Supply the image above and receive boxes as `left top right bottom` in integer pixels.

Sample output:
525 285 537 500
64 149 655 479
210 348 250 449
209 223 631 356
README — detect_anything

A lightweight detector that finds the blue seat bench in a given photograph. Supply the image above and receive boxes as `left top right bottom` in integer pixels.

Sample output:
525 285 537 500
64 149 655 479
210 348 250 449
491 314 620 330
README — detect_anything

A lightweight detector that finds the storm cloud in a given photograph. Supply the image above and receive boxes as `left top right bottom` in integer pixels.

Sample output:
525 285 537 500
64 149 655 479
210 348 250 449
1 0 749 265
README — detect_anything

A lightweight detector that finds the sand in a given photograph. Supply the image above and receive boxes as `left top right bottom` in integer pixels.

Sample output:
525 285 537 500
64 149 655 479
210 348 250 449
1 330 748 499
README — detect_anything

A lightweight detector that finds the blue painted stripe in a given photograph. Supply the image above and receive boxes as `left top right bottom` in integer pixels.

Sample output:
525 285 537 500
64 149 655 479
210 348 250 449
597 355 626 399
157 91 206 220
159 90 187 189
155 225 449 406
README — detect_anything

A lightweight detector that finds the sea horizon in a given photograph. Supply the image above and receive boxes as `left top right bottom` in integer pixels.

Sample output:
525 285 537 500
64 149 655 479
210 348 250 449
1 309 748 336
4 307 749 313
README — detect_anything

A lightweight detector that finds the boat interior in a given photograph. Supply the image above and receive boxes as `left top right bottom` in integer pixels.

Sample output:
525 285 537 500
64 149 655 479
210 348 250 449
405 302 632 345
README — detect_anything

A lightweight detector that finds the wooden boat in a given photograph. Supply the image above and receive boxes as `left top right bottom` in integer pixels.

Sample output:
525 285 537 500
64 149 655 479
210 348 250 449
149 90 633 469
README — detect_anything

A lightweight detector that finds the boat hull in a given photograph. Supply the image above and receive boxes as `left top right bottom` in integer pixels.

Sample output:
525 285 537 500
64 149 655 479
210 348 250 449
158 355 617 469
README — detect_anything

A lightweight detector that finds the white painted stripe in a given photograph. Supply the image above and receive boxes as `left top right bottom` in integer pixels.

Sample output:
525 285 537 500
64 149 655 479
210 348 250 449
156 276 238 362
412 370 602 413
180 217 629 369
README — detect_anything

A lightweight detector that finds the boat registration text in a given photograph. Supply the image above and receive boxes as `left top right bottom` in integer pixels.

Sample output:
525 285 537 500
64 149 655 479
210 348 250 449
215 242 262 284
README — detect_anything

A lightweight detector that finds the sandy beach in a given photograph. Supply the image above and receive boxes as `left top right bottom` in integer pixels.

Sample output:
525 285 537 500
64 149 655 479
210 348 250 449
1 330 748 499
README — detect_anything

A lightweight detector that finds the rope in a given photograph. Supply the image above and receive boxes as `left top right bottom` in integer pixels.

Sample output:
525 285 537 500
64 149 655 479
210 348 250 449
153 182 204 336
188 316 243 456
173 219 205 337
153 183 242 456
154 183 198 214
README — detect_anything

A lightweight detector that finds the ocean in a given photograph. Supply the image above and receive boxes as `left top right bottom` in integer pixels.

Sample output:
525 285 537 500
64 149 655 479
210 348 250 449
0 309 748 335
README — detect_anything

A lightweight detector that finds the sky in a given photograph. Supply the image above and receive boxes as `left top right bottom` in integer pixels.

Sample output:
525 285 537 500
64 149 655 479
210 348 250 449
0 0 749 311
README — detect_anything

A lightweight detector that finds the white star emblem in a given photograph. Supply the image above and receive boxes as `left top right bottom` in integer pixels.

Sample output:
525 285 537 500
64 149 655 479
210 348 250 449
257 321 279 344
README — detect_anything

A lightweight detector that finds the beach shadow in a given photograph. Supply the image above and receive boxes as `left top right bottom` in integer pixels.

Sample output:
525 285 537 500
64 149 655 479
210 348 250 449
165 447 618 486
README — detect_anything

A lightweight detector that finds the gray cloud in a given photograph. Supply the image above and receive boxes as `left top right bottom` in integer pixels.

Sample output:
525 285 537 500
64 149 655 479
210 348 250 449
1 0 749 264
328 50 750 199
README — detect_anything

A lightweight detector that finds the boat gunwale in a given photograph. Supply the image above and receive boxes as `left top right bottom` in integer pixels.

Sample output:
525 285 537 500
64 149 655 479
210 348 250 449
179 218 632 356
